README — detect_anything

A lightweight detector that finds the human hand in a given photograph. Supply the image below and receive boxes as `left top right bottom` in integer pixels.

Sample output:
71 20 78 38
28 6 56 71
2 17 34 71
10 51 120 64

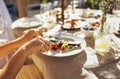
22 30 39 41
22 36 51 55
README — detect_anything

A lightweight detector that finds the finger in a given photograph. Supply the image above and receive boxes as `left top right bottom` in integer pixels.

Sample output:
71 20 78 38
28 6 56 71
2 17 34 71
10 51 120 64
44 41 51 51
29 29 39 37
38 36 50 44
39 37 51 51
41 41 49 52
36 36 51 52
35 37 48 52
40 43 48 52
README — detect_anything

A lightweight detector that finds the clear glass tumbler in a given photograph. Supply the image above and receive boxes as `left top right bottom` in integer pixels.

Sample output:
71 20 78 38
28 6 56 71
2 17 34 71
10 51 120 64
94 34 111 56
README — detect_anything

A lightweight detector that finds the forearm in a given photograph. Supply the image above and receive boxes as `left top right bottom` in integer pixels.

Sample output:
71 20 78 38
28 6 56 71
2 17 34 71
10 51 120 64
0 30 38 58
0 47 27 79
0 36 28 58
0 36 49 79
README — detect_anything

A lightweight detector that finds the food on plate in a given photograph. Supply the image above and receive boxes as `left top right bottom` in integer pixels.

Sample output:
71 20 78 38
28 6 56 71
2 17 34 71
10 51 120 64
62 19 81 30
81 21 100 31
50 40 80 52
49 36 81 52
91 21 100 27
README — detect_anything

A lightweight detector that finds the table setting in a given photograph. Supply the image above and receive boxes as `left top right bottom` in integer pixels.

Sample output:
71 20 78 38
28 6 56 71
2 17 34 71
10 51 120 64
10 0 120 79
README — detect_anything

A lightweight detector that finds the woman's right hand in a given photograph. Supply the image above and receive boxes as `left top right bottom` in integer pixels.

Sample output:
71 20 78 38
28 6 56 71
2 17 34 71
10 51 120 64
22 36 51 56
22 30 39 41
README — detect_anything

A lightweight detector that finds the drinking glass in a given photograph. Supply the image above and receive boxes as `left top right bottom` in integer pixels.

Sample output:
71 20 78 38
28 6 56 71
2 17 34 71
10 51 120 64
40 2 53 15
40 3 56 30
94 34 111 56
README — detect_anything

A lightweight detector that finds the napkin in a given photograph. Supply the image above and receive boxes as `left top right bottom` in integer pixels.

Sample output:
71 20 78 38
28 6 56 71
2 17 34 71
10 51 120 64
111 34 120 49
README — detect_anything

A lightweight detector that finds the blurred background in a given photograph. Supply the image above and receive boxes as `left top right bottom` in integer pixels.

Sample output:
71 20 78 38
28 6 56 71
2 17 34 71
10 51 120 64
3 0 120 21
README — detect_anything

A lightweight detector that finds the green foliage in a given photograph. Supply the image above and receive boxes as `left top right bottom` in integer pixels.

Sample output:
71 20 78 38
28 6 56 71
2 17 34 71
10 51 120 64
85 0 101 9
99 0 116 14
42 0 47 3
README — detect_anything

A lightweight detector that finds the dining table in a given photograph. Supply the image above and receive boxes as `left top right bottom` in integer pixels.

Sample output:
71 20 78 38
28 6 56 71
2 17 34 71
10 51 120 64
11 8 120 79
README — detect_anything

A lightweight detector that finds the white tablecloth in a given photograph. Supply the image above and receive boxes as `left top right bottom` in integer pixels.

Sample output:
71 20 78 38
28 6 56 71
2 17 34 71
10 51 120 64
11 8 120 78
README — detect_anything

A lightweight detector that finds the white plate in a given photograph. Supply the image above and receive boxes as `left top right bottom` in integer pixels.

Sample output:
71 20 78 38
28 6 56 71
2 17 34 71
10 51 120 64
62 23 81 30
62 20 88 30
11 17 42 29
42 33 86 57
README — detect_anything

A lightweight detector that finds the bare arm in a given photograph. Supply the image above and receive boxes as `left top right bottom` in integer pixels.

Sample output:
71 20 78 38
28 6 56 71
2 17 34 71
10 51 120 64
0 30 38 58
0 36 50 79
0 48 27 79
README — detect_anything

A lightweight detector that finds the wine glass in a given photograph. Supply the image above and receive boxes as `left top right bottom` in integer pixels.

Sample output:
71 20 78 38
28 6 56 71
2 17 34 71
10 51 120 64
40 2 53 15
40 2 56 29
